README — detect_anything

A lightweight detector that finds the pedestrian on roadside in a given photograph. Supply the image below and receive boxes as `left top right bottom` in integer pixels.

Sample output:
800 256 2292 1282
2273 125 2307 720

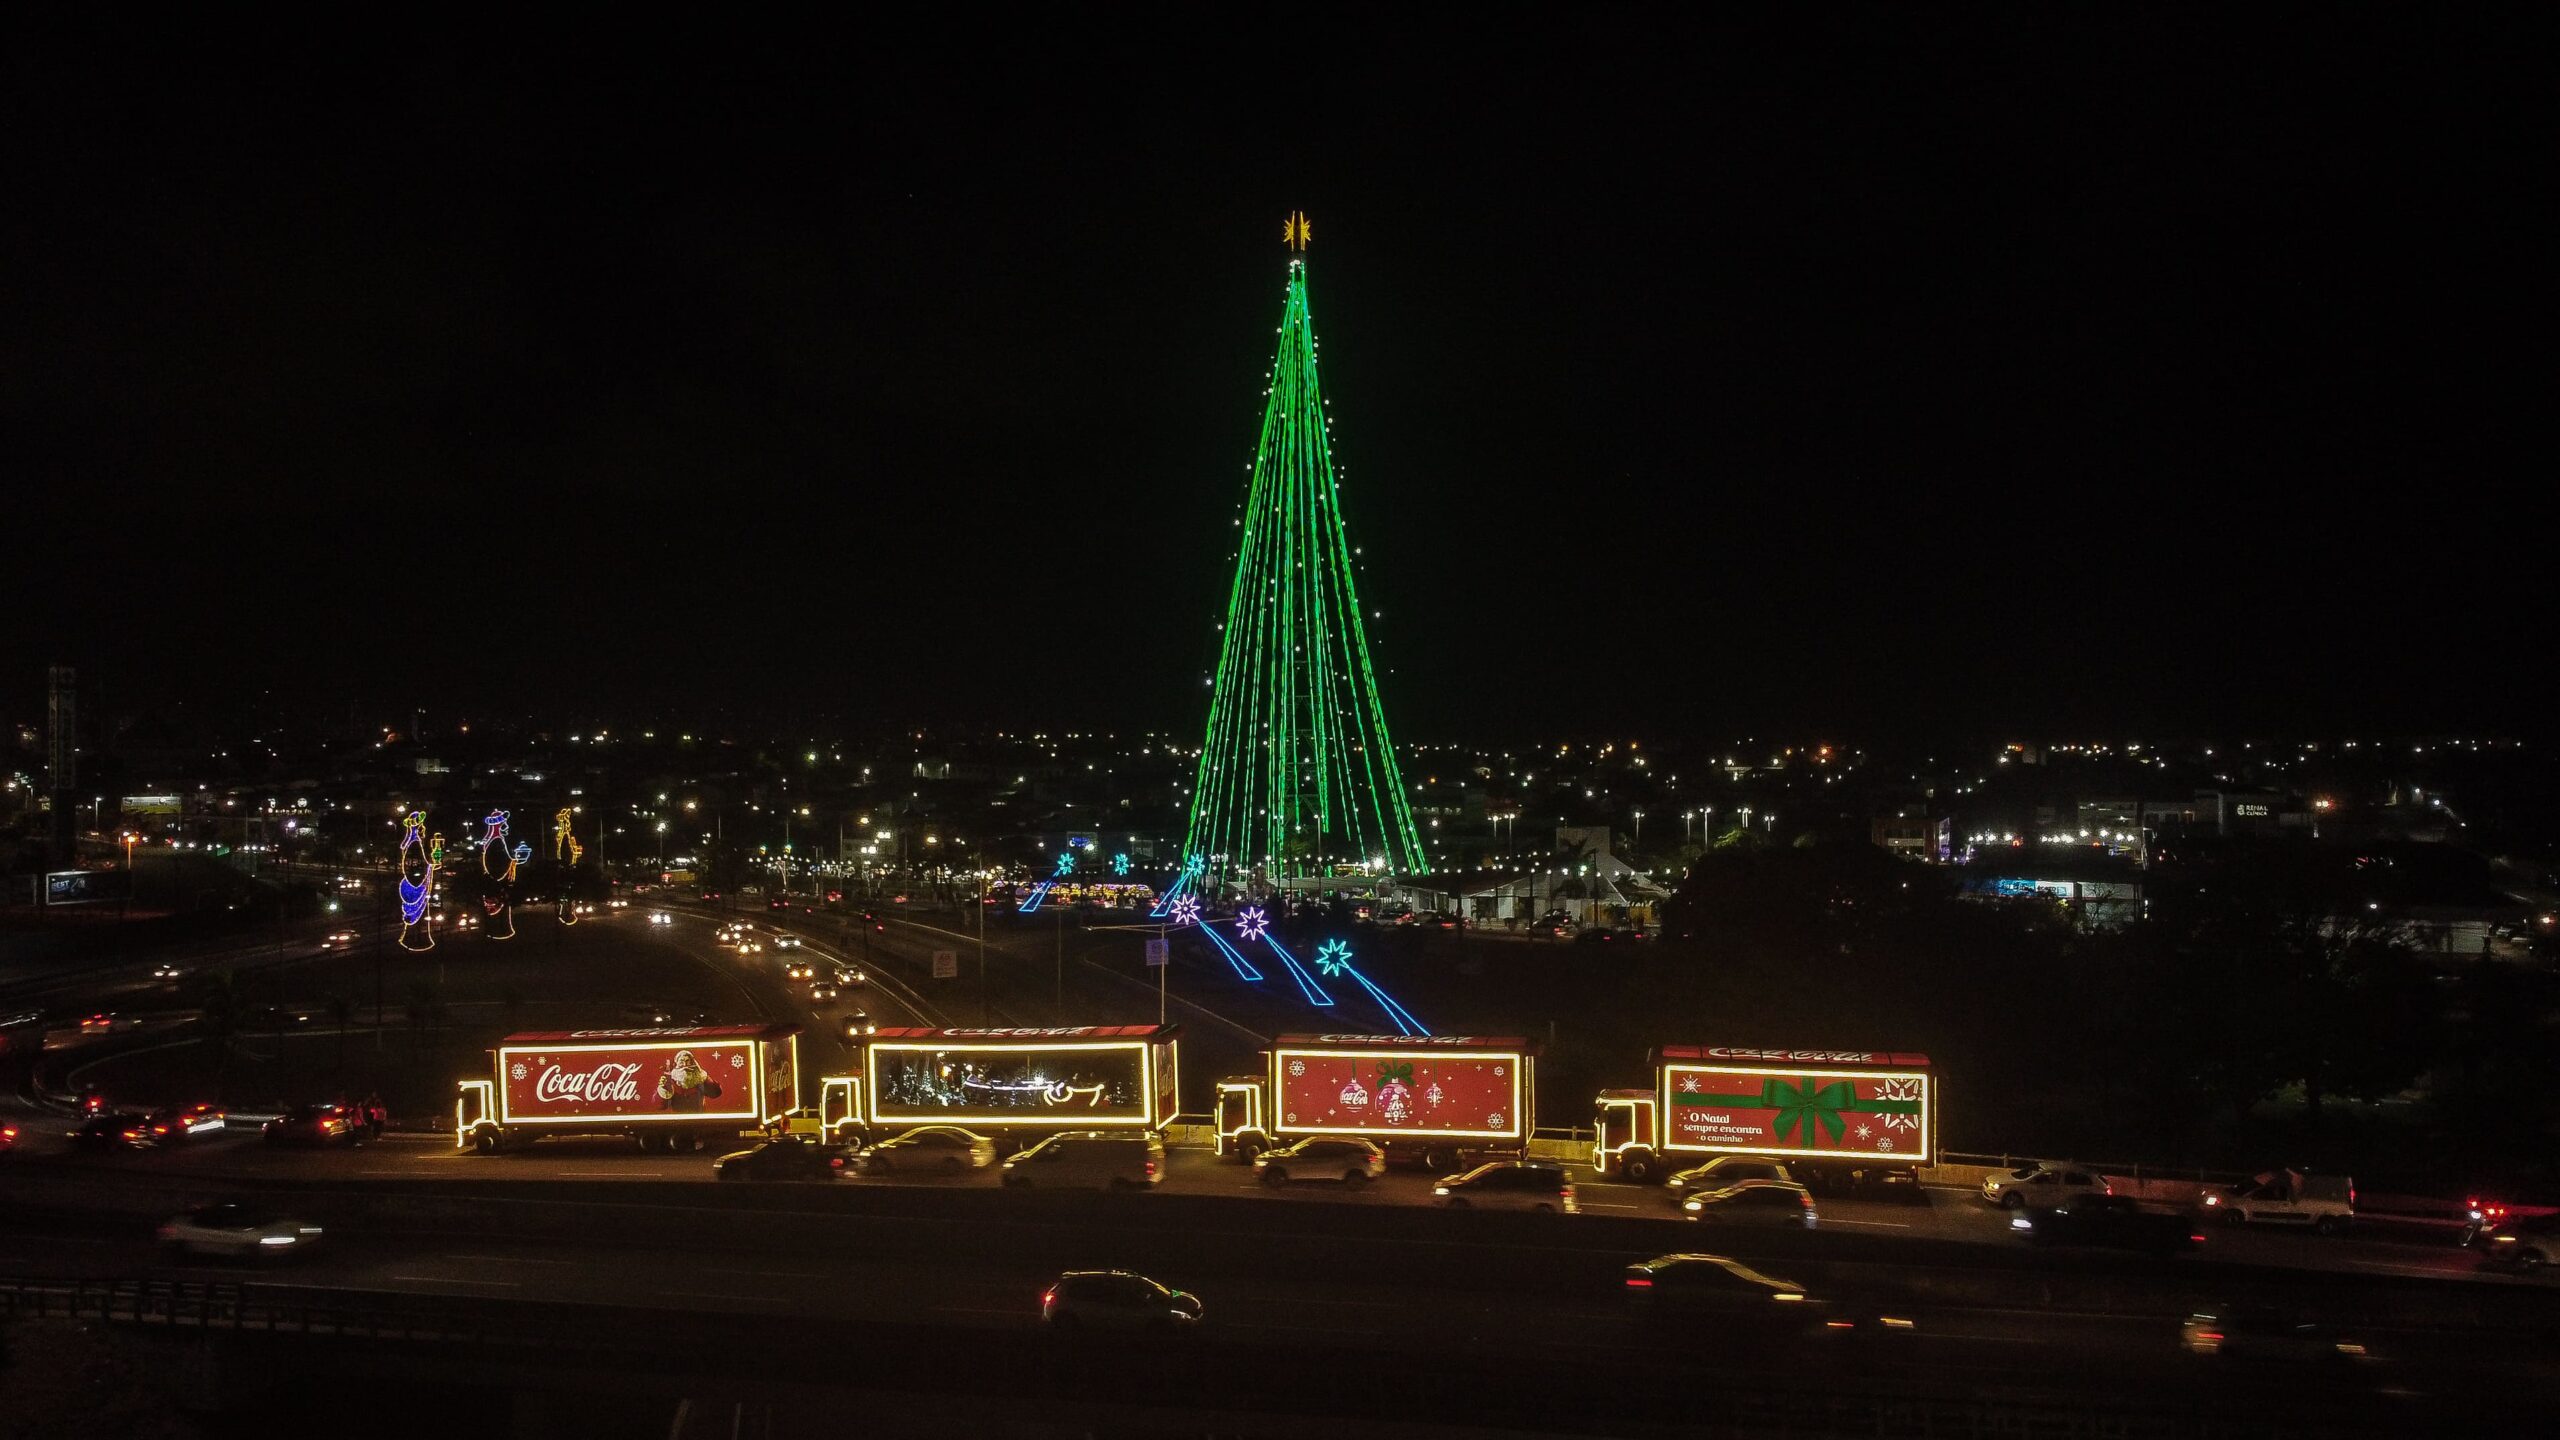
363 1091 386 1139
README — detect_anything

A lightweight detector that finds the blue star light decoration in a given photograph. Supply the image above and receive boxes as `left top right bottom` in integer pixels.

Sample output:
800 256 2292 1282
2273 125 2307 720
1055 850 1077 876
1314 938 1354 977
1170 895 1201 927
1237 906 1270 942
1112 852 1131 876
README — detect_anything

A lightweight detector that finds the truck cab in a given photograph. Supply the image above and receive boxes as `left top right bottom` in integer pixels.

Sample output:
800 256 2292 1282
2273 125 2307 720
2199 1168 2355 1234
1593 1088 1663 1180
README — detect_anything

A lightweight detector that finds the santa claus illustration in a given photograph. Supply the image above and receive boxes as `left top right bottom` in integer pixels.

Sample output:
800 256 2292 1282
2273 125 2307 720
656 1050 723 1113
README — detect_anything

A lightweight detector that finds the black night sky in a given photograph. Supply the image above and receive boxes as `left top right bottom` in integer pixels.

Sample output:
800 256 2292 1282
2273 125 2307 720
4 11 2541 743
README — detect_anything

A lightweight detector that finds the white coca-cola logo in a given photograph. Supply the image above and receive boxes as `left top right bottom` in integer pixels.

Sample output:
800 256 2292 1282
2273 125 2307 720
533 1062 641 1104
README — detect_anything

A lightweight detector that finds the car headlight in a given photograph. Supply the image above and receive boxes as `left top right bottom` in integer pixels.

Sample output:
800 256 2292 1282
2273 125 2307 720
258 1235 298 1247
2010 1216 2033 1229
1683 1199 1702 1212
1433 1186 1451 1196
2201 1194 2220 1206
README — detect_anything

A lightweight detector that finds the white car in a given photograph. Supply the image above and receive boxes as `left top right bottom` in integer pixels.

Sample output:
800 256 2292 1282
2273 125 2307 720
1981 1162 2108 1211
157 1203 322 1259
834 965 866 986
771 933 801 949
860 1125 997 1174
648 911 672 926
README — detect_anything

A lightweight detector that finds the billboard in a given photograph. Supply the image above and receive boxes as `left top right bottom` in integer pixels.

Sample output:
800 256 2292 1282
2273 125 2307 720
1273 1040 1529 1141
1661 1060 1931 1162
867 1035 1170 1127
500 1037 763 1124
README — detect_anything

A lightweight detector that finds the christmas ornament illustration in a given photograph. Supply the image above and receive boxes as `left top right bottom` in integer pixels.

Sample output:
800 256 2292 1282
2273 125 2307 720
1375 1062 1414 1124
1338 1074 1370 1109
1424 1080 1443 1110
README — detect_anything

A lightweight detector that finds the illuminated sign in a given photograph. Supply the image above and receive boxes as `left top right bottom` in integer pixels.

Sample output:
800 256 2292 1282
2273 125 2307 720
499 1038 761 1124
866 1038 1173 1127
1661 1063 1932 1163
1272 1044 1528 1140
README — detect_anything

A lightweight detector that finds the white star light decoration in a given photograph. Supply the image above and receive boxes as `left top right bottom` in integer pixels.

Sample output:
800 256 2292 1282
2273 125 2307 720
1238 906 1270 942
1170 895 1201 927
1314 938 1353 976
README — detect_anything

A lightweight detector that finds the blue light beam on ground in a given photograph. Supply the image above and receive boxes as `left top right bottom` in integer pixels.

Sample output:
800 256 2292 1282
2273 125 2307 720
1257 932 1335 1008
1196 918 1266 982
1016 880 1053 914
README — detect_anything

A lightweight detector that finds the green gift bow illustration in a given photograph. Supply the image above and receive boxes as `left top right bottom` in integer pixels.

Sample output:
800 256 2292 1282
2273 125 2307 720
1376 1061 1415 1088
1672 1076 1919 1149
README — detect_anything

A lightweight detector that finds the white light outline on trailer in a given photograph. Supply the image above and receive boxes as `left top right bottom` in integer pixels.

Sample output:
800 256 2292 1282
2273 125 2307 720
1656 1063 1933 1163
1269 1046 1529 1141
495 1039 763 1126
863 1039 1168 1129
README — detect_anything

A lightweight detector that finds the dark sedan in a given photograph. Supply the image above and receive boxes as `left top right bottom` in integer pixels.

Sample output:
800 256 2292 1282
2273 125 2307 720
2011 1194 2206 1256
713 1137 852 1182
66 1111 155 1149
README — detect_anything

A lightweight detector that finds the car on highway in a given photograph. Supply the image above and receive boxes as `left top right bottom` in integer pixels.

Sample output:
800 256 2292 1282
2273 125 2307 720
608 897 630 912
1664 1154 1801 1204
78 1012 133 1034
1 1121 17 1150
648 911 672 926
713 1136 851 1182
150 963 186 981
1002 1132 1164 1190
834 965 866 986
1981 1161 2108 1211
858 1125 997 1174
261 1103 361 1147
2476 1211 2560 1273
2181 1303 2366 1363
1682 1178 1819 1227
1253 1137 1386 1187
1623 1253 1918 1340
66 1111 155 1148
157 1203 323 1261
1526 912 1574 939
770 932 802 949
1433 1161 1577 1213
1041 1270 1202 1331
2195 1168 2355 1234
143 1103 228 1144
808 982 839 1003
839 1011 876 1039
784 960 816 981
2011 1194 2206 1256
318 930 360 949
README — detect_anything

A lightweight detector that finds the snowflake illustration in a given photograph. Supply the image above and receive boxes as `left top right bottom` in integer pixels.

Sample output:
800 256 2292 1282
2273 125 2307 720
1055 850 1077 876
728 1054 745 1068
1284 1112 1298 1125
1237 906 1270 942
1854 1122 1872 1140
1875 1077 1924 1131
1111 853 1131 876
1170 895 1201 927
1487 1112 1505 1128
509 1063 527 1081
1493 1065 1505 1078
1877 1136 1895 1153
1314 938 1353 976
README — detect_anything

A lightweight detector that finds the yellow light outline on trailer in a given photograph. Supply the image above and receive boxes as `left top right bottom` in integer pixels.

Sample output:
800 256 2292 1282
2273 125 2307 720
495 1039 764 1126
1657 1063 1933 1163
1269 1047 1529 1141
864 1039 1171 1129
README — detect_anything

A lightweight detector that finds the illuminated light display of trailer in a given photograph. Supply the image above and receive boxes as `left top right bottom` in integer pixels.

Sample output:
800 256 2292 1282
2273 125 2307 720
862 1025 1179 1131
456 1024 801 1154
1592 1046 1935 1182
1218 1034 1538 1168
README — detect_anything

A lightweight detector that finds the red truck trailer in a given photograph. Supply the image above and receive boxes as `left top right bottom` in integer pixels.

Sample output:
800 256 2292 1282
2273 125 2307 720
456 1024 802 1154
1592 1045 1935 1187
1215 1033 1538 1170
802 1025 1180 1148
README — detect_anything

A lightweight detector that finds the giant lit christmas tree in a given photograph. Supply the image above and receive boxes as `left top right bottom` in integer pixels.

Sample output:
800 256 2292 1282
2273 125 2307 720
1184 214 1426 892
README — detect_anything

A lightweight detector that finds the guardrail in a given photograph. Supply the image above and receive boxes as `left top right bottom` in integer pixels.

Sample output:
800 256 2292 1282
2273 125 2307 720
0 1276 482 1344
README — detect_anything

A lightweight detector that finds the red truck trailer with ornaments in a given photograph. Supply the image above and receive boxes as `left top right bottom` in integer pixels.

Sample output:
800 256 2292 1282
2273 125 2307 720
1216 1033 1538 1171
1592 1045 1935 1188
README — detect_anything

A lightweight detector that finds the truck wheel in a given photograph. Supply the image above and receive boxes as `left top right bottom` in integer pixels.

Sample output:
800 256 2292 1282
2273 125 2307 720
1261 1167 1289 1186
1424 1148 1456 1172
1235 1138 1266 1165
472 1130 499 1156
1621 1152 1657 1183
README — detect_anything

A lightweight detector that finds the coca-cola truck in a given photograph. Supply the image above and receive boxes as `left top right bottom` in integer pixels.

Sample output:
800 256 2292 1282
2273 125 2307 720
456 1024 802 1154
1591 1045 1935 1187
802 1024 1180 1149
1214 1033 1538 1171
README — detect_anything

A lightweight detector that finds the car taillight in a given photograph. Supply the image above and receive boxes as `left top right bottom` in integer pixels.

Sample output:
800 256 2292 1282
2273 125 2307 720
2196 1331 2224 1343
2189 1233 2207 1244
1144 1161 1157 1176
1041 1289 1056 1305
830 1157 844 1168
1826 1320 1855 1329
1624 1276 1652 1288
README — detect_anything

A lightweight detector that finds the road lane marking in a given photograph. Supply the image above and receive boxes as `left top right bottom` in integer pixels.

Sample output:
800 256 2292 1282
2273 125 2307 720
386 1275 520 1288
663 1289 776 1303
1580 1202 1642 1211
932 1306 1029 1318
557 1170 671 1177
445 1255 573 1266
1820 1218 1913 1229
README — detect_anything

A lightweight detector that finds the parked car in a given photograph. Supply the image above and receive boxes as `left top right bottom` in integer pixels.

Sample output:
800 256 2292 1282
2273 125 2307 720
1682 1179 1819 1228
713 1136 851 1182
2476 1212 2560 1273
1665 1155 1800 1206
1041 1270 1202 1330
1253 1137 1386 1187
2181 1303 2366 1363
2196 1169 2355 1234
67 1111 154 1148
1002 1132 1164 1190
262 1103 361 1147
2011 1194 2205 1256
1433 1160 1577 1213
157 1203 323 1260
143 1103 228 1144
1981 1162 2108 1211
859 1125 997 1174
